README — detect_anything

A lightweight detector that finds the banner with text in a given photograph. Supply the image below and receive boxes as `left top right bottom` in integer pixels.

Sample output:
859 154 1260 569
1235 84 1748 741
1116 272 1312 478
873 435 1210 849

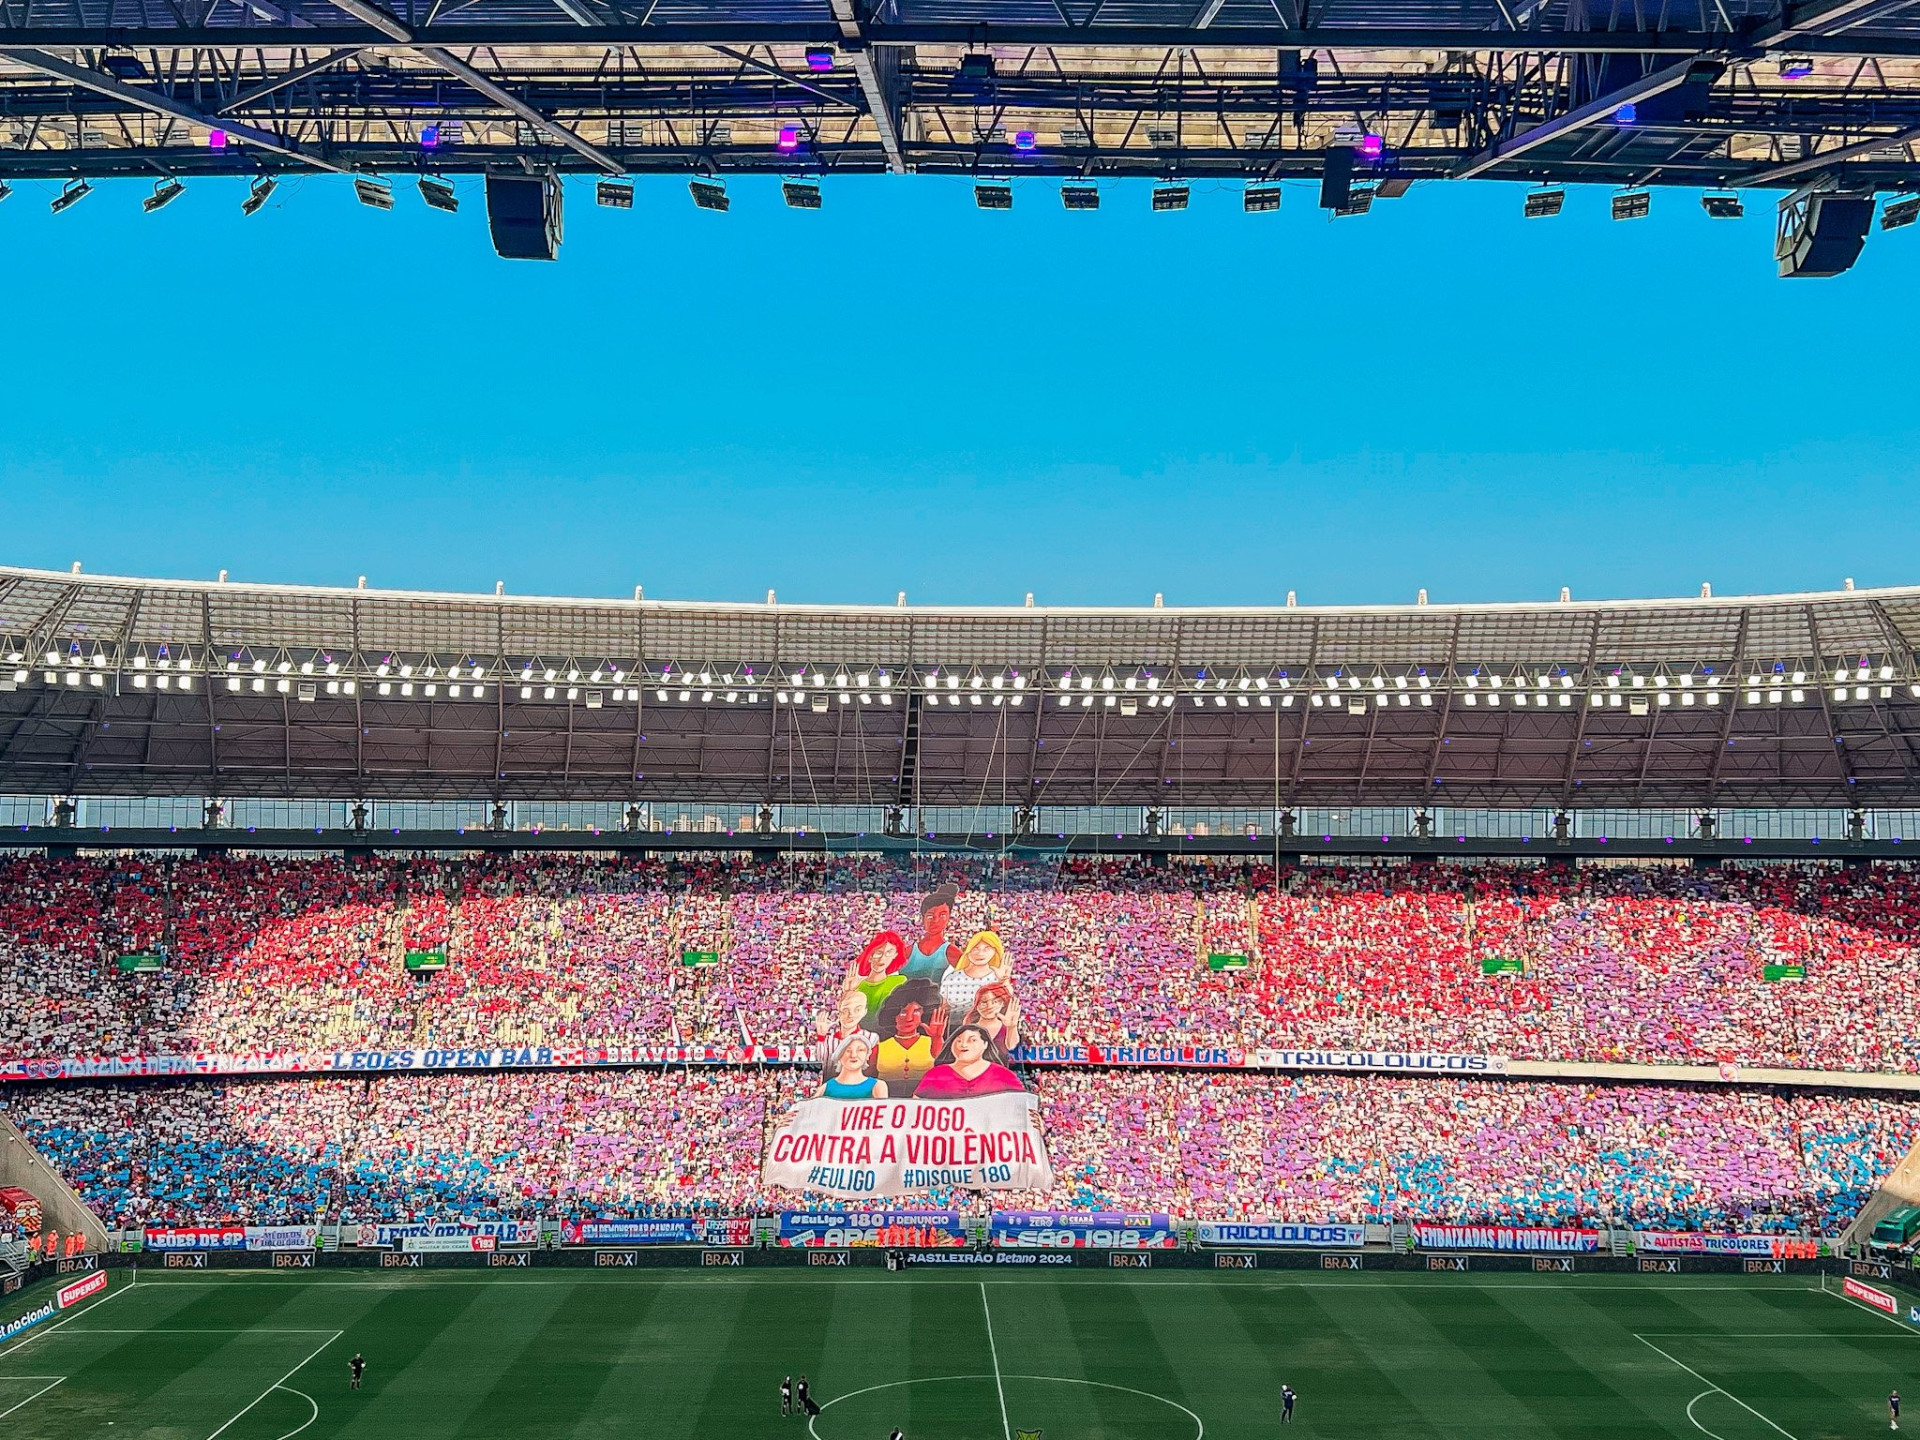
991 1211 1178 1249
775 1211 968 1248
1634 1232 1821 1258
245 1225 319 1252
561 1218 704 1246
764 1094 1052 1199
1414 1224 1600 1253
1195 1221 1367 1249
144 1225 245 1251
357 1220 538 1248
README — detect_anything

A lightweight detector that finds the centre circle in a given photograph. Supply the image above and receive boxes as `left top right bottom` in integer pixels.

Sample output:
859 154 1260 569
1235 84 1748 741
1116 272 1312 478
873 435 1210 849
808 1374 1204 1440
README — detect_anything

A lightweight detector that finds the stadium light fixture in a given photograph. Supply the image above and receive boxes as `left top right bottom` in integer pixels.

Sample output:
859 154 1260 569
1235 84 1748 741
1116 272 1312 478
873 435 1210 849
597 179 634 208
1012 130 1037 152
689 179 729 211
1524 187 1565 218
1614 102 1639 125
1358 133 1385 159
354 176 395 210
208 128 228 149
1061 183 1100 210
241 176 276 216
1612 189 1651 220
1701 192 1744 219
782 179 822 209
142 178 185 213
776 124 801 153
1334 186 1375 216
805 47 835 71
49 178 91 214
418 177 459 213
421 124 441 150
1883 195 1920 230
1152 183 1189 211
974 181 1013 210
1780 56 1814 78
1243 183 1281 213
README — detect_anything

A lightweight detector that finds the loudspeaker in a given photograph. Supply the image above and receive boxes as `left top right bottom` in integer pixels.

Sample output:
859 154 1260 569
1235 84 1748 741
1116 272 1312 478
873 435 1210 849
1320 146 1353 210
1776 186 1873 277
485 173 563 261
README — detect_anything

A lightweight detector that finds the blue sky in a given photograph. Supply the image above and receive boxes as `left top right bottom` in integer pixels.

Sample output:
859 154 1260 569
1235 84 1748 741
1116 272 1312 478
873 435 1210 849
3 169 1916 609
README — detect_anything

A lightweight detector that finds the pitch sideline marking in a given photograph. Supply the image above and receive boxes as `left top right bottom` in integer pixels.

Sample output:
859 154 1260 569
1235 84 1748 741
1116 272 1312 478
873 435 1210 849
271 1384 319 1440
0 1376 64 1420
980 1283 1014 1440
1813 1283 1920 1336
0 1272 133 1358
1635 1335 1798 1440
204 1329 342 1440
807 1373 1204 1440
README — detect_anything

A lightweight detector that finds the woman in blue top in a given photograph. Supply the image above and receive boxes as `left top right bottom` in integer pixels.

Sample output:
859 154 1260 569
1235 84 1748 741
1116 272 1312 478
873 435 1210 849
821 1035 888 1100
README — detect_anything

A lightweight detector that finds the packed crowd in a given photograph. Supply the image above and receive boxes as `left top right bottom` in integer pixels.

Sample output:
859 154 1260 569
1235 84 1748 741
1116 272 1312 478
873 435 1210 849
4 852 1920 1072
4 1070 1911 1233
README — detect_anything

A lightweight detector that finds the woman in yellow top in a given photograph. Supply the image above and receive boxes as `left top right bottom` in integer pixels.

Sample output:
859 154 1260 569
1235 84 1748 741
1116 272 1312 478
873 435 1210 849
872 985 948 1098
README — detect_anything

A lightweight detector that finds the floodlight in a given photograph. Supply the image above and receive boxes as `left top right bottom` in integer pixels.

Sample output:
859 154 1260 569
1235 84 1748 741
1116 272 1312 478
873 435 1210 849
596 178 634 208
1524 186 1564 217
1151 183 1189 211
777 124 801 152
1243 183 1281 212
1333 186 1374 216
1061 183 1099 210
781 178 822 209
354 176 394 209
1611 188 1650 220
689 178 729 211
208 128 229 149
805 46 835 71
1883 194 1920 230
958 52 995 80
1358 133 1384 159
1780 56 1814 78
142 178 185 213
974 180 1012 209
1701 191 1743 218
1376 176 1412 198
1615 102 1639 125
49 178 91 214
1012 130 1036 151
241 176 276 215
420 124 441 150
418 176 459 212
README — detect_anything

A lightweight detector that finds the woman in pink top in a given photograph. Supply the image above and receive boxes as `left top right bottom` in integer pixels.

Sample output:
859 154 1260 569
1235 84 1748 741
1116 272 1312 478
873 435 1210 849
914 1025 1024 1098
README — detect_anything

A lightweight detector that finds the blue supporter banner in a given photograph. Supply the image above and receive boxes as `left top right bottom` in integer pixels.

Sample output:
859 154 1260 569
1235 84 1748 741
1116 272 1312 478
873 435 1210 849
990 1211 1177 1249
775 1211 968 1247
1194 1221 1366 1248
561 1218 704 1245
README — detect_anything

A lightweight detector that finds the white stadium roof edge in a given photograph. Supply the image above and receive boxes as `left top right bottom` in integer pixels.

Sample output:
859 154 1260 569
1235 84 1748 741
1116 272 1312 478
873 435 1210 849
4 563 1920 810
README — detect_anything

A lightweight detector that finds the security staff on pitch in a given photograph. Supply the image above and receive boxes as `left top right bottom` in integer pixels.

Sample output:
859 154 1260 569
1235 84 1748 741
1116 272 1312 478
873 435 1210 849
349 1354 366 1391
1281 1385 1296 1424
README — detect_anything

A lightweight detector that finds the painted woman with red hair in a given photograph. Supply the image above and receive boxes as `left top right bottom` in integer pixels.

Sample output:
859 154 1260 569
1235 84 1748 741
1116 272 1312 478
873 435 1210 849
842 930 908 1013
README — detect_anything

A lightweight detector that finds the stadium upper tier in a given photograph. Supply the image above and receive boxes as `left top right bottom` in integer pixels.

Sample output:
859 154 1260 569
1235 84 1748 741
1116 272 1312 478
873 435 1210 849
5 565 1920 807
5 852 1920 1075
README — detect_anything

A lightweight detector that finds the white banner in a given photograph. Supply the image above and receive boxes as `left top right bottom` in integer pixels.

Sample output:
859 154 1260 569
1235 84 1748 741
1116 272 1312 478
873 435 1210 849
1633 1232 1820 1258
763 1093 1053 1200
245 1225 318 1252
401 1234 498 1253
1195 1221 1366 1248
358 1221 536 1248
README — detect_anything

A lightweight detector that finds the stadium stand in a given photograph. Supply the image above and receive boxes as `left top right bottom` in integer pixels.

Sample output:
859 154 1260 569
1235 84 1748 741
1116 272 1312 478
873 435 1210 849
4 853 1920 1073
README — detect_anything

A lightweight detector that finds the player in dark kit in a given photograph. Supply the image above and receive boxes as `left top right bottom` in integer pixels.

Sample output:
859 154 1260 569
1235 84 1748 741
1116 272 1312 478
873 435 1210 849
349 1354 366 1391
781 1376 792 1416
797 1376 820 1419
1891 1389 1901 1431
1281 1385 1296 1424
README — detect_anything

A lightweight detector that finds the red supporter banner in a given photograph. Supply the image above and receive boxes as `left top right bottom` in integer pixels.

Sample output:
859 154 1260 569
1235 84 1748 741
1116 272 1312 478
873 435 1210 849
1414 1224 1600 1253
56 1271 107 1308
1844 1277 1898 1314
1634 1232 1821 1258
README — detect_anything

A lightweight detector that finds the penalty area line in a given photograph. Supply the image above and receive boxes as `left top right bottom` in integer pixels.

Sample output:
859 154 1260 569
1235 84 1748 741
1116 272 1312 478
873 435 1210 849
0 1376 64 1420
1635 1335 1798 1440
204 1329 341 1440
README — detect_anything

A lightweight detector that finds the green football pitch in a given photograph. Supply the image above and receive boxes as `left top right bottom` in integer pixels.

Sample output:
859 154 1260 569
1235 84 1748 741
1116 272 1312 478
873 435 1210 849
0 1267 1915 1440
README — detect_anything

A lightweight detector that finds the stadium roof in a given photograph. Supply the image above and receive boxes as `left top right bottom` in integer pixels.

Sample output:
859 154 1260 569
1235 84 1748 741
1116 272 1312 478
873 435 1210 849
1 0 1919 272
4 563 1920 808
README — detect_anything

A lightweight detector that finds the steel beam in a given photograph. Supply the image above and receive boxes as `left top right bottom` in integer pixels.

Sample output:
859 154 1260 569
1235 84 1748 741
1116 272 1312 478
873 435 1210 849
319 0 624 173
7 47 350 172
1454 57 1712 177
1745 122 1920 183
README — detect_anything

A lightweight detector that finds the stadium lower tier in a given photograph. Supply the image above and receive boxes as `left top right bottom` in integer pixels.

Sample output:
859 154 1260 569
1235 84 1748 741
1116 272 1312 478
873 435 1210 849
3 1071 1912 1234
5 853 1920 1075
